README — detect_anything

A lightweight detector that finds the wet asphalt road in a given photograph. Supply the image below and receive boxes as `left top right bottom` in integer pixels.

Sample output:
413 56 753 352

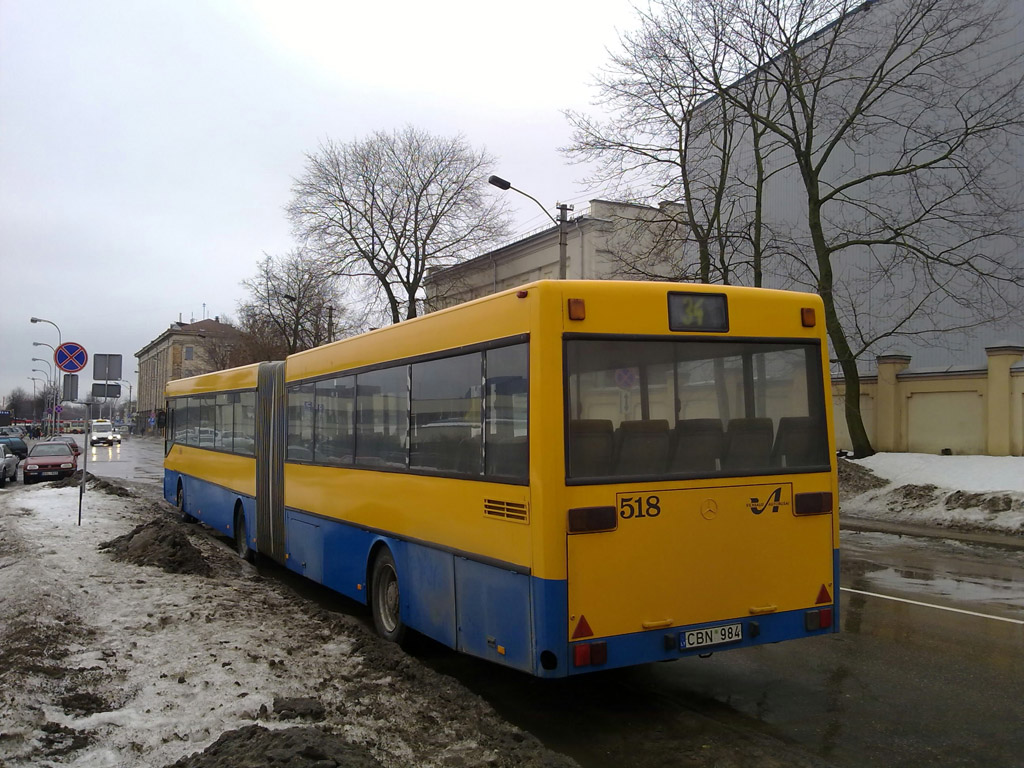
74 432 165 486
84 437 1024 767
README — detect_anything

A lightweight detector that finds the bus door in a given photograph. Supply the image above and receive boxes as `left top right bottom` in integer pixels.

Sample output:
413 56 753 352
256 361 287 562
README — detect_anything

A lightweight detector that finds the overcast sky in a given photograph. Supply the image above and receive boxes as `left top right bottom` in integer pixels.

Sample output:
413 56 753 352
0 0 639 406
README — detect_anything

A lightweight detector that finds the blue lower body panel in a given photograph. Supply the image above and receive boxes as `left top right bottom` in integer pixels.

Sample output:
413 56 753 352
164 470 255 547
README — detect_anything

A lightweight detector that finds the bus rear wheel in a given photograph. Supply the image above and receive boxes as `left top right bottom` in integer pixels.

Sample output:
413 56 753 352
234 509 254 563
370 549 406 643
177 482 196 523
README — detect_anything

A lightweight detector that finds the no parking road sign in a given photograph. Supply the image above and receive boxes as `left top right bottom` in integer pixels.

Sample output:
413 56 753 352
55 342 88 373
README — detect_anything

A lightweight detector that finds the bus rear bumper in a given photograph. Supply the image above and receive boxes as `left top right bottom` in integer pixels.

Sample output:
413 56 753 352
564 604 837 676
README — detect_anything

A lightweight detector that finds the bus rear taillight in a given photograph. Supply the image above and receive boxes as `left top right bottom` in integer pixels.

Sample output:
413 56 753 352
573 641 608 668
568 506 617 533
794 491 833 515
805 607 833 631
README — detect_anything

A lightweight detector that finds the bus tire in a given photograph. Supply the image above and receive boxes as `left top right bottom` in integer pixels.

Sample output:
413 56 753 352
234 508 254 563
177 482 196 523
370 549 406 643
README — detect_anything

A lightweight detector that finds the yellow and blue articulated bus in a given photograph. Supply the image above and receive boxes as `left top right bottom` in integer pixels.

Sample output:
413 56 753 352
164 280 840 678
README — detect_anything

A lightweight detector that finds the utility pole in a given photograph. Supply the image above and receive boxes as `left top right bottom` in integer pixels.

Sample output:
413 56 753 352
556 203 571 280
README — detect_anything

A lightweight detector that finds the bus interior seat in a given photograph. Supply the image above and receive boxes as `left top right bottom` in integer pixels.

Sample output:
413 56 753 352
771 416 825 467
670 418 725 473
569 419 615 477
613 419 671 475
722 418 775 471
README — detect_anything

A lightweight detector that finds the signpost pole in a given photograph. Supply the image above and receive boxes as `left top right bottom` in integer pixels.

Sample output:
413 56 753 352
53 342 90 526
79 422 88 526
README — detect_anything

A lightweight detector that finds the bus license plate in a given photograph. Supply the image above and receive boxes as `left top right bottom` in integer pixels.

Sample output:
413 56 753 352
682 623 743 650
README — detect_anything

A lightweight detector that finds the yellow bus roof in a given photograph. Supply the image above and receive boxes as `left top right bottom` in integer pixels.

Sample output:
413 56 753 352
164 361 262 397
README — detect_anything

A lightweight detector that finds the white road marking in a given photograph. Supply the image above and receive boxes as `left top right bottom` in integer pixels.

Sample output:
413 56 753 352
840 587 1024 625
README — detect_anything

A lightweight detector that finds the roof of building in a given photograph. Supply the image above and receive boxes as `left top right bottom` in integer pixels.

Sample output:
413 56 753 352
135 317 241 358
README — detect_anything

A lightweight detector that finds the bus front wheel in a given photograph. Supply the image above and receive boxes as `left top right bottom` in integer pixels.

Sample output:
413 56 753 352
370 549 406 643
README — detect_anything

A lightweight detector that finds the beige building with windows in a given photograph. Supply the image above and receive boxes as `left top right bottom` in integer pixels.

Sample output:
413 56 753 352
135 317 243 432
426 200 674 310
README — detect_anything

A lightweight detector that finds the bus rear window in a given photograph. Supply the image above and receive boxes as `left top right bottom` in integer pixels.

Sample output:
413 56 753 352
565 338 829 481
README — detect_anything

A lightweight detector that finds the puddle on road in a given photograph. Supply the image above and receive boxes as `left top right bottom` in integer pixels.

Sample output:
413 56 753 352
840 530 1024 618
862 567 1024 612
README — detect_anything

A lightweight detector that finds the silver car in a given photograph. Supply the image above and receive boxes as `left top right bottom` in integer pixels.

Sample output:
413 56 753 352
0 444 18 487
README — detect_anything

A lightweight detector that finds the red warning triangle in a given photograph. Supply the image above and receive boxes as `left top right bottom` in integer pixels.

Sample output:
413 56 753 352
816 584 832 604
572 615 594 639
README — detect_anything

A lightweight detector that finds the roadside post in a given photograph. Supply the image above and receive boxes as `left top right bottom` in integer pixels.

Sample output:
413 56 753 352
79 422 89 526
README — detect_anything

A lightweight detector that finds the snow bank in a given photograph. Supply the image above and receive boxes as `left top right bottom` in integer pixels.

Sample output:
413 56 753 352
843 453 1024 536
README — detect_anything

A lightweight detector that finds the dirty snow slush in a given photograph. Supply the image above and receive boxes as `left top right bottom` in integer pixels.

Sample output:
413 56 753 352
0 478 575 767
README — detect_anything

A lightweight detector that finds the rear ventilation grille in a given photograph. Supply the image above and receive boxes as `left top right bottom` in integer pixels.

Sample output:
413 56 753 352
484 499 529 523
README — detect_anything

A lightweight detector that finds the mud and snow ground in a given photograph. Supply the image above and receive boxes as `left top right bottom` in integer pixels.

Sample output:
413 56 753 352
0 477 575 768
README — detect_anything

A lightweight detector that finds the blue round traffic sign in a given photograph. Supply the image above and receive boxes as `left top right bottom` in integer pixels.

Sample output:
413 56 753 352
55 342 88 373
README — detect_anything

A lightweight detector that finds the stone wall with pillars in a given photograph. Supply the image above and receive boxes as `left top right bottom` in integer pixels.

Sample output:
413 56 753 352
832 345 1024 456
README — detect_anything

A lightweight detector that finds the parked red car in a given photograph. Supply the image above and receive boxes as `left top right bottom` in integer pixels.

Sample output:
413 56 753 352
23 443 78 484
43 435 82 457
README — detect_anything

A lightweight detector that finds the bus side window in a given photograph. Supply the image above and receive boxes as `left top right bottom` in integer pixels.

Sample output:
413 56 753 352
613 420 671 476
670 418 724 474
722 418 775 472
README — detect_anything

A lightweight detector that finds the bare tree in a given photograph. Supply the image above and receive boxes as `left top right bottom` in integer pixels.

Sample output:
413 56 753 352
566 0 785 285
576 0 1024 457
288 126 513 324
237 249 353 356
711 0 1024 456
4 387 35 421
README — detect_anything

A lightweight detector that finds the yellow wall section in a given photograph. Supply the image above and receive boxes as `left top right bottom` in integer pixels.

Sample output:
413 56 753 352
165 444 256 497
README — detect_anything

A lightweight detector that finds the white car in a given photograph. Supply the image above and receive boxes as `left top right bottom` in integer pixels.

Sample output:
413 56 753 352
0 444 18 487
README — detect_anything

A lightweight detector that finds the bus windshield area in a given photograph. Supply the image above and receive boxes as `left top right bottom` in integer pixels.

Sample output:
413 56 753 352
565 337 830 481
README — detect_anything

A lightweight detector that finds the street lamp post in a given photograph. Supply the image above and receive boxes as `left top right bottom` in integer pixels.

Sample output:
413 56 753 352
30 317 63 433
29 316 62 346
33 343 57 422
28 377 44 423
120 379 134 431
32 368 54 435
31 357 56 433
488 175 572 280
